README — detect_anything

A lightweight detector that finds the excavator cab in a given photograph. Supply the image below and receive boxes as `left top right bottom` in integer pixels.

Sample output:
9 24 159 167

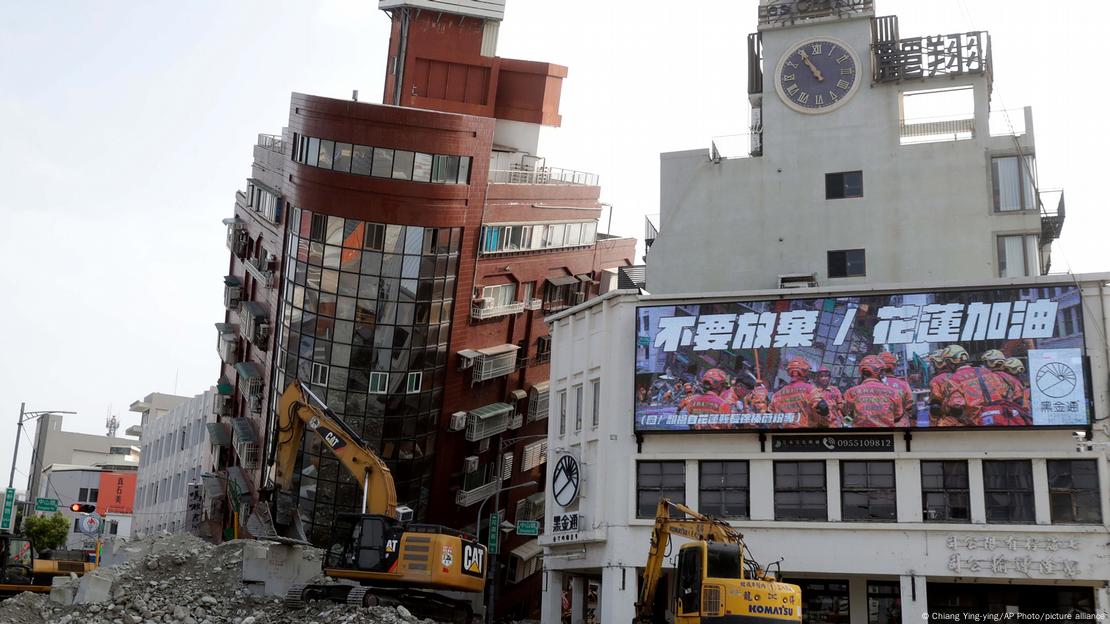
673 542 801 624
324 513 404 574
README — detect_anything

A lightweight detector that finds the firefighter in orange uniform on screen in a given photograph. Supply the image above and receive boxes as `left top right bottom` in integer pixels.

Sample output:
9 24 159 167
744 380 770 413
983 350 1025 407
809 367 843 428
928 346 961 426
679 369 732 415
940 348 1018 426
843 355 903 428
769 357 817 427
878 351 915 426
1003 358 1031 413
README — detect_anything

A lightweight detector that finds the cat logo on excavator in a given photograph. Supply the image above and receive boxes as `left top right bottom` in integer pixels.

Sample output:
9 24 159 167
461 542 485 577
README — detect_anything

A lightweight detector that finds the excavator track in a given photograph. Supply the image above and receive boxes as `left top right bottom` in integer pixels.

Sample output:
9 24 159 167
345 586 373 607
283 584 307 610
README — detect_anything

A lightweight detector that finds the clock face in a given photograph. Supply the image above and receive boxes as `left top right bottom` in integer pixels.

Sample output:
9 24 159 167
775 37 860 114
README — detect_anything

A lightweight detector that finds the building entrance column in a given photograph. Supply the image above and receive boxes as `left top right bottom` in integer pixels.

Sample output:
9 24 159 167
600 566 636 623
540 569 564 624
899 575 927 624
570 575 585 624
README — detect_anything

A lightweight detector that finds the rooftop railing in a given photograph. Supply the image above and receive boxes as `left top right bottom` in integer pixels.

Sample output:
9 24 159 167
488 166 598 186
257 133 285 153
899 115 974 145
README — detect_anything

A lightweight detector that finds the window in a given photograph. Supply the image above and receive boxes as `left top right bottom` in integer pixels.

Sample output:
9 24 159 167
558 389 567 435
73 518 82 533
774 461 827 520
333 142 353 173
180 426 186 451
306 137 320 167
825 170 863 199
406 371 422 394
827 249 865 278
78 488 88 502
1048 459 1102 524
309 213 327 243
699 461 749 519
392 150 414 180
412 152 433 182
364 223 385 251
867 581 901 624
590 379 600 427
369 372 389 394
921 461 970 522
318 139 334 169
351 145 373 175
311 362 330 385
480 284 515 307
573 384 584 431
786 579 850 624
521 440 548 471
371 148 394 178
637 461 685 517
841 461 896 521
997 234 1040 278
521 282 534 305
992 155 1036 212
983 460 1034 523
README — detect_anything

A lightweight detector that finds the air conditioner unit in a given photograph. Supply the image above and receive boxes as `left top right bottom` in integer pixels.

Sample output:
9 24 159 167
458 353 476 370
255 323 271 343
449 411 468 431
573 292 586 305
478 438 491 453
464 456 479 473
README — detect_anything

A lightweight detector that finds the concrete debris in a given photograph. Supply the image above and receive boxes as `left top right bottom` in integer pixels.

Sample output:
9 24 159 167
0 533 449 624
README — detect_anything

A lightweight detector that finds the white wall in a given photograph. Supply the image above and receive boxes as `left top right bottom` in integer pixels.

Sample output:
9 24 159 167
541 277 1110 622
648 16 1044 294
132 388 216 537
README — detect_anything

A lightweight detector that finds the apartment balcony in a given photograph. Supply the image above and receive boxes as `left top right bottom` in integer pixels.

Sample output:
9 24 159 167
215 322 238 362
244 255 276 288
223 276 242 310
456 479 498 507
899 115 974 145
1040 189 1066 244
231 417 261 470
223 218 248 258
465 402 515 442
257 133 285 154
488 166 598 186
471 299 526 320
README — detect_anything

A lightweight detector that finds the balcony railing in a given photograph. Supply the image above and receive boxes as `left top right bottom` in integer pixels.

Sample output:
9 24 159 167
489 166 599 186
244 256 276 288
988 108 1028 137
471 300 526 320
456 480 498 507
899 115 974 145
709 132 763 160
258 133 285 154
1039 189 1066 243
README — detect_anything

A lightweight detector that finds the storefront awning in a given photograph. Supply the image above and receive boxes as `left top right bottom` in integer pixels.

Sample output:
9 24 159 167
546 275 579 287
510 539 543 562
470 403 514 420
234 361 262 380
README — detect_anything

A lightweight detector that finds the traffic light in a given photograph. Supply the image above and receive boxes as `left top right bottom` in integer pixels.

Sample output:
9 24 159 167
69 503 95 513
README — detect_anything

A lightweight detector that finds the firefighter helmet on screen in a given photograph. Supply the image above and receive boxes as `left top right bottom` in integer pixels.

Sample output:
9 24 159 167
878 351 898 371
785 357 811 378
701 368 728 391
1002 357 1026 375
981 349 1007 370
859 355 885 378
940 345 970 366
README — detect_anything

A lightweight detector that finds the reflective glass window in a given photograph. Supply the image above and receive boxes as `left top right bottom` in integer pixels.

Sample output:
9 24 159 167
306 138 320 167
318 139 335 169
333 143 353 173
372 148 394 178
412 153 433 183
352 145 372 175
392 150 414 180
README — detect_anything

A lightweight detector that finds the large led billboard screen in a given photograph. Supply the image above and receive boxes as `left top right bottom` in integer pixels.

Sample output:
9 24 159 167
634 285 1088 432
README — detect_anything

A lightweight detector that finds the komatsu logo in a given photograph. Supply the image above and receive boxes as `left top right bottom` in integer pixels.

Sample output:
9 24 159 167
749 605 794 616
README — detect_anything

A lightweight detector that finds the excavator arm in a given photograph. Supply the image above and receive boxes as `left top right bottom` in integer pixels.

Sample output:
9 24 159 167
635 498 746 623
272 379 397 517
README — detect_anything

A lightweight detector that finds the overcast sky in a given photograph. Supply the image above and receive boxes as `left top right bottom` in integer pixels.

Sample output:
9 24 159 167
1 0 1104 492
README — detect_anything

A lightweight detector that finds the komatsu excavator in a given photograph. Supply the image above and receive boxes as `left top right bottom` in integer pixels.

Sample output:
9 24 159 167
635 499 802 624
259 380 486 623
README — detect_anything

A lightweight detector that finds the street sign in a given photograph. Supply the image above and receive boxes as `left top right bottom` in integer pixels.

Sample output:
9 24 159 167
487 511 500 555
77 513 102 536
0 488 15 532
516 520 540 536
34 498 58 513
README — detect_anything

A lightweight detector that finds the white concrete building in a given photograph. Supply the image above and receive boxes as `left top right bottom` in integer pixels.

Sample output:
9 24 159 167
540 277 1110 623
131 389 217 537
647 0 1062 294
40 464 135 551
27 413 142 503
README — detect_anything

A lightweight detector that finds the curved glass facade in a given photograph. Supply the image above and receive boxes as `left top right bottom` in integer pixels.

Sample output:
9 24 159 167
276 207 461 543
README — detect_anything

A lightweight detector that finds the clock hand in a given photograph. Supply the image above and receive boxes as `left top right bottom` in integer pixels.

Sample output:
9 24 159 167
798 50 825 82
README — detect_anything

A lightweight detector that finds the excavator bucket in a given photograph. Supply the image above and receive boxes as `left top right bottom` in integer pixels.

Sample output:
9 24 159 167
246 493 309 544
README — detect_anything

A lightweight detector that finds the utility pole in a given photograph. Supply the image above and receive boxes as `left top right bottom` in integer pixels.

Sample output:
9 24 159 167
9 406 77 491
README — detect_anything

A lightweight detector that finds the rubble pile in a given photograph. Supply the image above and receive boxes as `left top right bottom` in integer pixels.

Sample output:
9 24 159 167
0 534 447 624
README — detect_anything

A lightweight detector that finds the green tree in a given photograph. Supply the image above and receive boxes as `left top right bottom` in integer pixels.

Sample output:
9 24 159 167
22 512 70 552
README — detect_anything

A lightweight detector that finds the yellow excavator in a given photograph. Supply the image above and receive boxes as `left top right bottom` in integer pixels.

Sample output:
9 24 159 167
257 380 486 624
635 499 802 624
0 533 96 597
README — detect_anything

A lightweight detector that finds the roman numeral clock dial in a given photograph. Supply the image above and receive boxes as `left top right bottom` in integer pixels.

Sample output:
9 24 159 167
775 37 860 114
